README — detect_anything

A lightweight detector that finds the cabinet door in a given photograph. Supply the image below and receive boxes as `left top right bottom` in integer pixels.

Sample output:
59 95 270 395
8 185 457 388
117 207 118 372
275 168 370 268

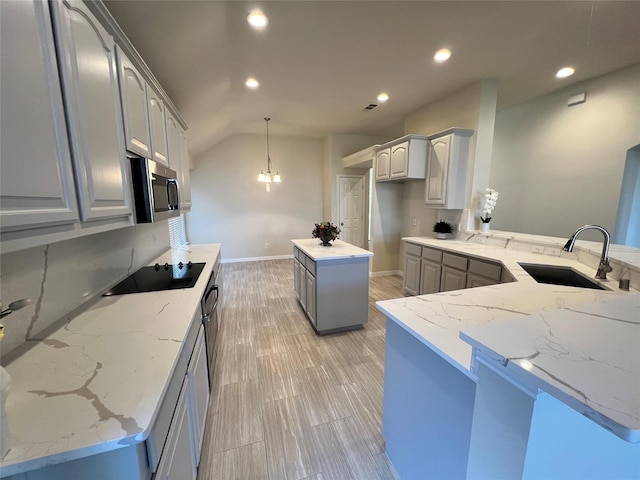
420 259 441 295
305 270 316 326
166 112 181 171
147 86 169 166
298 261 307 310
117 47 152 158
440 266 466 292
466 273 497 289
293 258 301 300
425 135 451 206
375 149 391 180
187 327 209 466
179 129 193 210
389 141 409 178
155 379 197 480
403 254 421 296
0 0 79 232
52 0 132 222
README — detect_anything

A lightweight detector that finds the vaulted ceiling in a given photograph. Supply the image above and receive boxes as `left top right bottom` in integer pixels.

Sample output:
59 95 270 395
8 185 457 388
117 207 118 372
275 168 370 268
104 1 640 160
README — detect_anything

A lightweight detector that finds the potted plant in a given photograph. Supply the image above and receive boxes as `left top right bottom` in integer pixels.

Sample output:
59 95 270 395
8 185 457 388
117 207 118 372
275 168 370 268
312 222 340 246
433 220 454 239
480 188 499 233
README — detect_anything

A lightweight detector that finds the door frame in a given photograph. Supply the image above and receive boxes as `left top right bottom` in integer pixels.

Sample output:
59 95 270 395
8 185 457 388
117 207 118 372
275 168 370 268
336 173 369 249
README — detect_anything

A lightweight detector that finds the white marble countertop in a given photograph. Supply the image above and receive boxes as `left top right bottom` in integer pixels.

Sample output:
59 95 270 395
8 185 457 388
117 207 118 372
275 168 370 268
460 294 640 442
0 244 221 476
292 238 373 261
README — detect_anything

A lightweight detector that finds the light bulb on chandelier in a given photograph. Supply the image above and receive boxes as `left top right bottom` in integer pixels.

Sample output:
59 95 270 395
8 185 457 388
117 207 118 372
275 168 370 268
257 117 282 192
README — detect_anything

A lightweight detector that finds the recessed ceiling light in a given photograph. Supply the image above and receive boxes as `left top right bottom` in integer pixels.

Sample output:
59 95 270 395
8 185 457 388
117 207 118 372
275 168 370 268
247 9 268 30
434 48 452 63
556 66 575 79
377 92 389 103
245 77 259 89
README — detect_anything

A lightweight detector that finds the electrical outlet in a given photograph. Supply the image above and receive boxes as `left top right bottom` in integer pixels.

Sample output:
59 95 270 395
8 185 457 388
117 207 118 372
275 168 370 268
152 234 157 245
545 247 561 257
474 236 487 244
412 218 417 226
531 245 544 254
264 243 270 249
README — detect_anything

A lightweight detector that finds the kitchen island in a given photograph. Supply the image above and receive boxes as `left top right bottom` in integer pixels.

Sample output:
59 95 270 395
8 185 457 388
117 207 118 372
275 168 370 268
376 234 639 479
292 239 373 334
0 244 221 480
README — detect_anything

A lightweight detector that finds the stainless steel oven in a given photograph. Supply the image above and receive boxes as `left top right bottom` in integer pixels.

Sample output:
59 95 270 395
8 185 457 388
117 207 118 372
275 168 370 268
201 256 222 389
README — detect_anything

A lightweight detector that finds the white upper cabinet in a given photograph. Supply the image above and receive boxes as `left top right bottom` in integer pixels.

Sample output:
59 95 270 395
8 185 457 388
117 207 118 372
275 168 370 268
166 112 181 170
147 86 169 166
179 130 193 211
375 135 429 182
0 0 79 232
425 128 474 209
117 46 152 158
51 0 131 222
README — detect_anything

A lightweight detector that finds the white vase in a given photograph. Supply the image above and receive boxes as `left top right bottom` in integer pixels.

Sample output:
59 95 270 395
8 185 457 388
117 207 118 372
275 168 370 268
480 222 490 233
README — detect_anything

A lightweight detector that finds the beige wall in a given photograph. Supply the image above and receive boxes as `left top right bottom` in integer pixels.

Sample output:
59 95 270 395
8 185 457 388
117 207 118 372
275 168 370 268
186 133 324 260
490 63 640 240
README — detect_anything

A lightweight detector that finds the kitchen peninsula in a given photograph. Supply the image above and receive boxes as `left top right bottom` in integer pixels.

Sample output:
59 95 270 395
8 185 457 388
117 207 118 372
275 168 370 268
377 233 639 479
292 239 373 334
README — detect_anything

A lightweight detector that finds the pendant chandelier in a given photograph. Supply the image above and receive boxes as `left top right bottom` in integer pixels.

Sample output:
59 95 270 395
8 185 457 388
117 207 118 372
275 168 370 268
257 117 281 192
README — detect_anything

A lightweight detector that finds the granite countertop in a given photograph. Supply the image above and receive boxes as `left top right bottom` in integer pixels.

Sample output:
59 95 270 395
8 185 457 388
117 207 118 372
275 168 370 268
461 294 640 442
292 238 373 261
0 244 221 476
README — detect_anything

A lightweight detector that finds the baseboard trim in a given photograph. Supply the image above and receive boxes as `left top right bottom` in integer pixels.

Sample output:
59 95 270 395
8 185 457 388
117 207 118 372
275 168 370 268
222 254 294 264
370 270 402 277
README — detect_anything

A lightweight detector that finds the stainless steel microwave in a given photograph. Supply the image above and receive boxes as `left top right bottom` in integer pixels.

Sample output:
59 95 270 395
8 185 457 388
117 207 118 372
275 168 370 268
130 157 180 223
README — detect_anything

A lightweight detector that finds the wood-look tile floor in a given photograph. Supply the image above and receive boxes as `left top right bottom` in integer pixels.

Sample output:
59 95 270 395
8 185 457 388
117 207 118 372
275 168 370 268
196 259 404 480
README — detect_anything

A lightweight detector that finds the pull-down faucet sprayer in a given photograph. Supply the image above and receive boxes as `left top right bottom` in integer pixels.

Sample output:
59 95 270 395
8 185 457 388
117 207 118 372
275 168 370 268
562 225 613 280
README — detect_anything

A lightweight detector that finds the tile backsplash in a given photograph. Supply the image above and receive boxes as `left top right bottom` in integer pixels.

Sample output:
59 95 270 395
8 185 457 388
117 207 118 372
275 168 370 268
0 223 170 359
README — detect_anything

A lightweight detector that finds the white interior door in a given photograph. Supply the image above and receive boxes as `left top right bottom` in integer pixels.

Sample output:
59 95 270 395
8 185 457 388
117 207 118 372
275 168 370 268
338 175 366 248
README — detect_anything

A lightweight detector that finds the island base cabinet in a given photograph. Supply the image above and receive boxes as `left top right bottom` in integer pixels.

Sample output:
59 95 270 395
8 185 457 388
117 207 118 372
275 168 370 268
383 320 476 479
467 360 640 480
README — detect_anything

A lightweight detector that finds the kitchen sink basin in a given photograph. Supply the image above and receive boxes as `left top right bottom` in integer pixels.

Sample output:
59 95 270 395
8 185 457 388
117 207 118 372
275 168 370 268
518 263 607 290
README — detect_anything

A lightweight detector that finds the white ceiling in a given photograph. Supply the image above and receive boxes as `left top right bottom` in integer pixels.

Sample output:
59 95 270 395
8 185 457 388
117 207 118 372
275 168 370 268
104 1 640 160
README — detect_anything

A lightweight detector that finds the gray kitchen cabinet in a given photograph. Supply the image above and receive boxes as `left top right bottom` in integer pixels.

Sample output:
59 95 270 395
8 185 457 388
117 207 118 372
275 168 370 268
178 129 193 210
375 148 391 180
116 46 152 159
403 241 507 295
403 243 422 295
420 259 442 295
305 270 317 326
0 0 79 233
154 377 196 480
186 327 209 466
425 128 474 209
375 135 429 182
147 85 169 166
293 243 370 334
440 265 467 292
51 0 132 223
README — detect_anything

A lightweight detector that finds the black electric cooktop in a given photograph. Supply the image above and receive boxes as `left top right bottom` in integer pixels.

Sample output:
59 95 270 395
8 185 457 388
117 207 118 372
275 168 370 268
103 262 206 296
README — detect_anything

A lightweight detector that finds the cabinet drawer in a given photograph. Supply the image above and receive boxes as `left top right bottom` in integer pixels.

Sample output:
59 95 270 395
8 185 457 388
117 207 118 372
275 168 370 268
468 258 502 281
442 252 467 271
421 246 442 263
405 242 422 257
305 256 316 276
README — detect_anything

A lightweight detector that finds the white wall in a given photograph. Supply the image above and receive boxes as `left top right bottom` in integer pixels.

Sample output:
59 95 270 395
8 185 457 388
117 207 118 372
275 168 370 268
185 133 324 260
490 63 640 240
0 222 170 358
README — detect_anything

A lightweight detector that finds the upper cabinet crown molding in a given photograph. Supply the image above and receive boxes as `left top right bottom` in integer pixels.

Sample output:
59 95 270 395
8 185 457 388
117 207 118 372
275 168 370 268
83 0 188 131
374 134 430 182
425 128 474 209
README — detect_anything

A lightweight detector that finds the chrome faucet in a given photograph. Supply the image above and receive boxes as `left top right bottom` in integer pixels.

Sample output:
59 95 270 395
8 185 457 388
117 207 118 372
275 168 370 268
563 225 613 280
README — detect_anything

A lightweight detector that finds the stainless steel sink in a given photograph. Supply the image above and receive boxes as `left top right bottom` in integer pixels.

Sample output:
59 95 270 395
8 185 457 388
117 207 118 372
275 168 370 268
518 263 607 290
